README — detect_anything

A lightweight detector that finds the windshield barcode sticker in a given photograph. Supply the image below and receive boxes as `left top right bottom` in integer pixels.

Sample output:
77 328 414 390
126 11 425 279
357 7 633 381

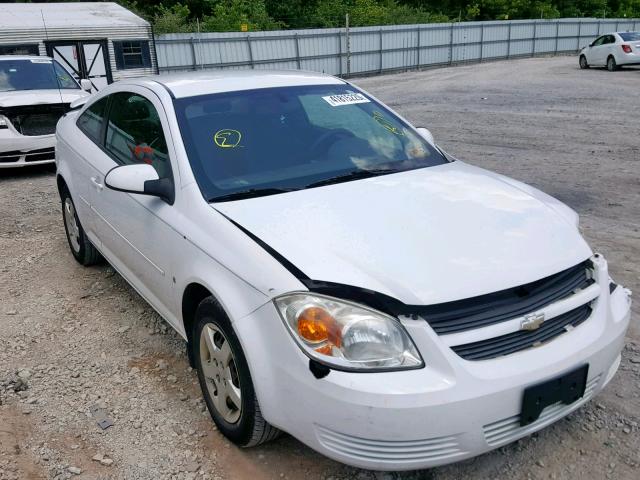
322 93 370 107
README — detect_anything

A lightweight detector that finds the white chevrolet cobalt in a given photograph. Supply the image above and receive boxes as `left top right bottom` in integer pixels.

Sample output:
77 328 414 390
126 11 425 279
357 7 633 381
0 56 90 167
55 71 631 471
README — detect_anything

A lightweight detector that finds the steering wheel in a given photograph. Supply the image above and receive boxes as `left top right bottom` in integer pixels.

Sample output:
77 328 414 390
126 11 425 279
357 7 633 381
308 129 354 157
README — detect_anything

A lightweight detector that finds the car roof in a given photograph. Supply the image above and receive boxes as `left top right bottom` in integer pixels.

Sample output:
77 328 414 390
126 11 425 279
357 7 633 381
0 55 53 61
151 70 346 98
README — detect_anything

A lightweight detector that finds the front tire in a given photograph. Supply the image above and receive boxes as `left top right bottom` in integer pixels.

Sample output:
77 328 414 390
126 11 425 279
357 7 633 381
579 55 589 69
607 56 618 72
194 297 280 447
60 186 101 266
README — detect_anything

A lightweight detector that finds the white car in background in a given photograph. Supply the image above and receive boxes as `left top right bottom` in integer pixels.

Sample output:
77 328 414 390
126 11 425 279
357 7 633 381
0 55 90 168
579 31 640 71
55 71 631 471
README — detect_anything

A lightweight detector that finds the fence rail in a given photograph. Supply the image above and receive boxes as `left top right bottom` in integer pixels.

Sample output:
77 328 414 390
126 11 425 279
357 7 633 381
156 18 640 77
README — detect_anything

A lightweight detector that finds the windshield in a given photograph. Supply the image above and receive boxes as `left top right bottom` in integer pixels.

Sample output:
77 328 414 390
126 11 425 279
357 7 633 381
0 58 80 92
174 85 447 202
619 32 640 41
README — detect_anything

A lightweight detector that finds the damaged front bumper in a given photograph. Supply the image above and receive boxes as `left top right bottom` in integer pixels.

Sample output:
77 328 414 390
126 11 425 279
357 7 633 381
0 115 56 167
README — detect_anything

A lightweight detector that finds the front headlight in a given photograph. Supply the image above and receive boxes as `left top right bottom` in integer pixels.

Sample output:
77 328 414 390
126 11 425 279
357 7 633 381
274 293 423 371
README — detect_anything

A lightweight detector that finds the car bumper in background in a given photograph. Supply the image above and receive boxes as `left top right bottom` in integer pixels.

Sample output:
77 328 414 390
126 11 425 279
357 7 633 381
0 129 56 168
235 256 632 471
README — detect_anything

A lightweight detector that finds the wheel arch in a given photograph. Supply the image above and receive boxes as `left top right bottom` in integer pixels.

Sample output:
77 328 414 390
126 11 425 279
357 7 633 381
56 173 68 196
182 282 222 367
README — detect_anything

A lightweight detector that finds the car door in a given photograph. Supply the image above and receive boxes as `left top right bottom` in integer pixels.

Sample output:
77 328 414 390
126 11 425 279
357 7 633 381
66 95 111 243
587 36 607 65
87 88 180 326
604 34 618 62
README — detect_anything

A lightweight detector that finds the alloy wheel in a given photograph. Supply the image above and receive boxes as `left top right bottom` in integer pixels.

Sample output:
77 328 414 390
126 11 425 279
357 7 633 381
64 198 81 253
579 56 588 69
200 323 242 423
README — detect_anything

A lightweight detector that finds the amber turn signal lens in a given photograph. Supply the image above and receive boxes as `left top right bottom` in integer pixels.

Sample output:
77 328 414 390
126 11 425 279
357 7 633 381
314 344 333 356
297 306 333 343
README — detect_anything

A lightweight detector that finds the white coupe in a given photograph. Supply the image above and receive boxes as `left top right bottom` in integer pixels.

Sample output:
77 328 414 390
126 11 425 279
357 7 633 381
55 71 631 471
579 31 640 71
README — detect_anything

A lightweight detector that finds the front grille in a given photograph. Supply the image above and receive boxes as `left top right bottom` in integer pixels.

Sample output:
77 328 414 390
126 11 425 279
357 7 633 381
316 425 466 464
0 147 55 163
451 303 592 361
0 150 21 163
0 103 70 136
25 147 55 162
18 114 61 135
421 260 593 335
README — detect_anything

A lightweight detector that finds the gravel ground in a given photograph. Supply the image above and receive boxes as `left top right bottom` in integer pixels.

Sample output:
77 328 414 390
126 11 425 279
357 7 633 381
0 56 638 480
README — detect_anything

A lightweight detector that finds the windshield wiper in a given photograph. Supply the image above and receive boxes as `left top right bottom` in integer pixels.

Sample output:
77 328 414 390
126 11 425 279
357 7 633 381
208 187 296 203
304 169 397 189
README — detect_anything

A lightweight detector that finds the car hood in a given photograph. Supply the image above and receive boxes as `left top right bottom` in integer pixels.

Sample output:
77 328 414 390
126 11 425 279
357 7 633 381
213 162 592 305
0 89 88 108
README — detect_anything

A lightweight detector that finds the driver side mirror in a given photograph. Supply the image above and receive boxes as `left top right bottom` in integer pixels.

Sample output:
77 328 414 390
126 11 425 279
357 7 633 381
80 79 92 92
105 164 174 204
589 42 595 47
416 127 435 146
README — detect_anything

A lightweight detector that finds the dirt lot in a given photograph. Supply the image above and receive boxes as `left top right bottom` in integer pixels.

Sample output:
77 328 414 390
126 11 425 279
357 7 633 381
0 56 638 480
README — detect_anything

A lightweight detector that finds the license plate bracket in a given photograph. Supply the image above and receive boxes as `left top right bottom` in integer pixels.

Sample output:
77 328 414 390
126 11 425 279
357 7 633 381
520 364 588 426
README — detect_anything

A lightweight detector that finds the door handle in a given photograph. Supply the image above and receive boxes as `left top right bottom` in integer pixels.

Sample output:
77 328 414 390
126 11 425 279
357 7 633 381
90 176 104 191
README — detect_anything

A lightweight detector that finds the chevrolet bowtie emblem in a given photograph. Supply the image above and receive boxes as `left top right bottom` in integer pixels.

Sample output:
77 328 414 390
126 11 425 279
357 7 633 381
521 312 545 331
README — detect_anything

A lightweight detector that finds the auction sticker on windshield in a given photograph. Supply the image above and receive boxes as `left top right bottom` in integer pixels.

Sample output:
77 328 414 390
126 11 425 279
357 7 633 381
322 92 370 107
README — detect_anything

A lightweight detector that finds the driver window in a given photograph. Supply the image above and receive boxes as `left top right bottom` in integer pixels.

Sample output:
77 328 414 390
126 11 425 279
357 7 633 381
105 92 171 179
593 36 605 46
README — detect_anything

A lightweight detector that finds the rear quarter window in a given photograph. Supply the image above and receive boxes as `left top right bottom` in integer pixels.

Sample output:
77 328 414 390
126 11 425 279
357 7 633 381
77 97 109 144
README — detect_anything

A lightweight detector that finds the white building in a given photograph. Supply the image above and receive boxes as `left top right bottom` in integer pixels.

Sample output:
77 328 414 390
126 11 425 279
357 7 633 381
0 2 157 90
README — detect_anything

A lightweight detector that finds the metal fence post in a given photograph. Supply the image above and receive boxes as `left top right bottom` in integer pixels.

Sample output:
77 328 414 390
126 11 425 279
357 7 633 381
338 31 343 76
345 13 351 77
506 22 512 59
479 24 484 62
415 27 421 68
294 33 301 69
189 37 197 70
555 20 559 54
532 21 537 57
449 22 454 64
577 21 582 51
379 28 383 74
246 35 254 69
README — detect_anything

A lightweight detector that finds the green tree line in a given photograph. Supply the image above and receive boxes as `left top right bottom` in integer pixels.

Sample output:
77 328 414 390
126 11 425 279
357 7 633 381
116 0 640 33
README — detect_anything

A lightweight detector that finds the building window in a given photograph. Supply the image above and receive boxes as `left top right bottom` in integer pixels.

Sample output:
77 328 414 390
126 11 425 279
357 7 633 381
0 44 39 56
113 40 152 70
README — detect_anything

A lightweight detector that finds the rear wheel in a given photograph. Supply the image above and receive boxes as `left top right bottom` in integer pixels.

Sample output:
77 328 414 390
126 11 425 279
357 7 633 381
194 297 280 447
607 56 618 72
579 55 589 69
60 186 101 266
